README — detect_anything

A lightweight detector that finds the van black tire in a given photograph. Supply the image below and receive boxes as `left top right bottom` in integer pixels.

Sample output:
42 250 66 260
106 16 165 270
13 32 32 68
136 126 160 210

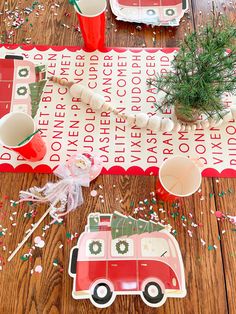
142 282 164 304
92 283 113 305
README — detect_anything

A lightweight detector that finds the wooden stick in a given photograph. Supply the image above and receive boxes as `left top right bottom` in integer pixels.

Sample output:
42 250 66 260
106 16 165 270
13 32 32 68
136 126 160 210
8 204 54 262
49 76 73 87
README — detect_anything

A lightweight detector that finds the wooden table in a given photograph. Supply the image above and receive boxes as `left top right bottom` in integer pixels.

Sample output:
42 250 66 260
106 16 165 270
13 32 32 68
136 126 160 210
0 1 235 313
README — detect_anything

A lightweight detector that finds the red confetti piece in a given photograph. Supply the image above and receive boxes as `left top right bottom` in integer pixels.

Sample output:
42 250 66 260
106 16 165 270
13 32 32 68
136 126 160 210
215 211 223 219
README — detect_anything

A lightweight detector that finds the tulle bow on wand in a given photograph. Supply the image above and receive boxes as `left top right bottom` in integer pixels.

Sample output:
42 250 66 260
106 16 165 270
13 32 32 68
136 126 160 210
8 153 103 262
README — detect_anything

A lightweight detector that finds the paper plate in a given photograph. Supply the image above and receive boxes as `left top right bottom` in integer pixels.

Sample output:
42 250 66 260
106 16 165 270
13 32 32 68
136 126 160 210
110 0 188 26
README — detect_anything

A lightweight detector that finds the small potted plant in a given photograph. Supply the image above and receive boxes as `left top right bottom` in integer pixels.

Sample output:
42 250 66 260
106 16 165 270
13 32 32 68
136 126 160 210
147 6 236 124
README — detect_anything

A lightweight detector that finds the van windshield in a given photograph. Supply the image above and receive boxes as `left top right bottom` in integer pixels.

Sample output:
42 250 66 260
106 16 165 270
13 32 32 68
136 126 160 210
141 237 171 257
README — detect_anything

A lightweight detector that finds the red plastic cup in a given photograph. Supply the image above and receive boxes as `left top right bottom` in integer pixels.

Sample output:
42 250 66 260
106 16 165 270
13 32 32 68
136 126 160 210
74 0 107 51
0 112 46 162
156 156 202 202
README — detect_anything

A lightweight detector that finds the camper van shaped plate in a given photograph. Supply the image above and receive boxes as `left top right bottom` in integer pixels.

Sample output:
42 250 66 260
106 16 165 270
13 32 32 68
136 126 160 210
0 58 36 118
110 0 188 26
69 212 186 308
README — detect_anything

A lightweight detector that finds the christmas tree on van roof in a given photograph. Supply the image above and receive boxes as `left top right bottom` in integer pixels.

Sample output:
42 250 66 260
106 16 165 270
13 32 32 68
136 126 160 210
111 211 165 239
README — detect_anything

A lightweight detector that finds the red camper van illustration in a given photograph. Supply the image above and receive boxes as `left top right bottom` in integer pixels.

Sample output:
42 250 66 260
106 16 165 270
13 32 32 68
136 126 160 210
69 212 186 308
111 0 188 26
0 58 36 118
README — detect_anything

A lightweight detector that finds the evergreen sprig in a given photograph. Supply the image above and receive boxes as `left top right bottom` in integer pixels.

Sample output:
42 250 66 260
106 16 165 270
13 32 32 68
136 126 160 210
148 5 236 121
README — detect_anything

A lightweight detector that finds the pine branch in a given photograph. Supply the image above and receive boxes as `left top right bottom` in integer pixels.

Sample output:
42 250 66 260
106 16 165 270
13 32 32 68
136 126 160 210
147 4 236 120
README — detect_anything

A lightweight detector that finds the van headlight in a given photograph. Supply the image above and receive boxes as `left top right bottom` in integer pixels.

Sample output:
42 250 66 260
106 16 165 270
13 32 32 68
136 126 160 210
172 277 177 287
164 8 176 17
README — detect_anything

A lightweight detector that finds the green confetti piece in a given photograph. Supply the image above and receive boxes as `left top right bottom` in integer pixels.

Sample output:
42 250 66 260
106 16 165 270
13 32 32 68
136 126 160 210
54 220 63 225
12 202 17 207
0 232 4 237
172 230 177 236
208 245 214 251
151 198 157 204
144 200 149 205
171 212 179 219
20 255 29 261
130 201 134 208
53 258 59 265
27 201 33 205
181 215 186 221
66 232 71 239
209 193 214 198
218 235 221 240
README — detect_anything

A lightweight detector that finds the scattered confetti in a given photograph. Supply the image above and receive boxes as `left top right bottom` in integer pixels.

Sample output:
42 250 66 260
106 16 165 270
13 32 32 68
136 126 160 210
53 258 59 266
20 254 30 261
34 236 45 248
90 190 97 197
201 239 206 246
215 211 224 219
66 232 71 239
35 265 43 273
228 216 236 225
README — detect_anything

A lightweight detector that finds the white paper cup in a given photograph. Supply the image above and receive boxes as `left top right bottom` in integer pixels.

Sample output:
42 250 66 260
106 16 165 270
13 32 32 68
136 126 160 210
156 156 202 201
0 112 35 147
0 112 46 161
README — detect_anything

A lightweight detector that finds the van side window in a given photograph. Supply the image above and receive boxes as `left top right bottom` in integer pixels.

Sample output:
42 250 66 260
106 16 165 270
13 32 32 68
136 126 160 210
111 239 134 257
141 238 170 257
86 239 104 257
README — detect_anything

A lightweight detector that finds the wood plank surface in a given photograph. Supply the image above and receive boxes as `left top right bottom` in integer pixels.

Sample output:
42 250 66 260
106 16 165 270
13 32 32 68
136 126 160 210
0 1 235 314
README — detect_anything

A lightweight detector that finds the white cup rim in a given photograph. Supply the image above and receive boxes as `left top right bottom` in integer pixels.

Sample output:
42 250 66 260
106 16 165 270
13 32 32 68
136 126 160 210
0 112 36 148
159 156 202 197
74 0 107 17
